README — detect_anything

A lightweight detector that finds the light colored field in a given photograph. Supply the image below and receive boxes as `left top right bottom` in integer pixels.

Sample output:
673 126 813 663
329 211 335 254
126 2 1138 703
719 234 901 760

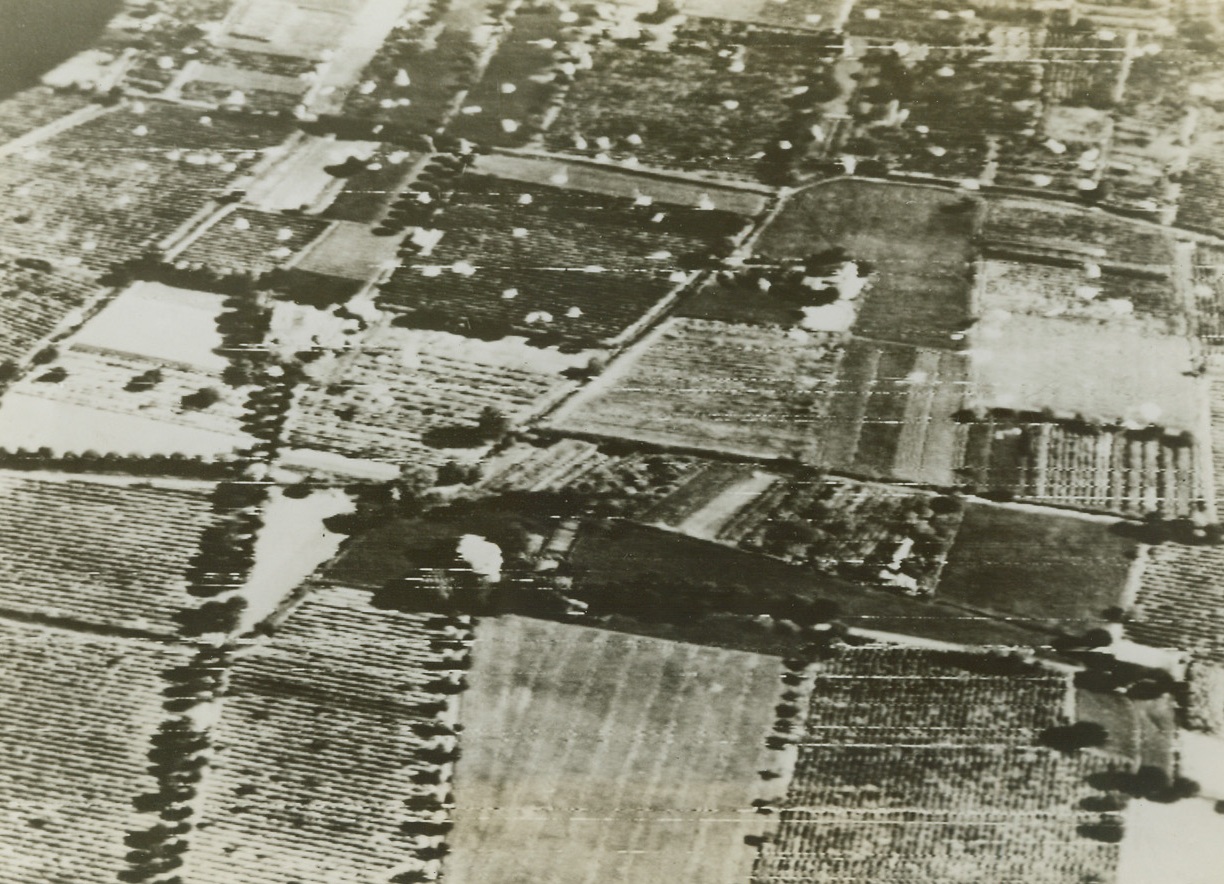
217 0 367 59
547 317 840 461
967 313 1204 433
73 281 229 372
186 62 307 95
448 616 786 884
294 219 406 280
1119 797 1224 884
244 136 382 213
473 151 771 215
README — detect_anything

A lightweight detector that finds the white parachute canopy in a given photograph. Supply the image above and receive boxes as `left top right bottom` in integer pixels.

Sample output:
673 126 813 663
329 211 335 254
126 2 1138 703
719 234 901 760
457 534 503 583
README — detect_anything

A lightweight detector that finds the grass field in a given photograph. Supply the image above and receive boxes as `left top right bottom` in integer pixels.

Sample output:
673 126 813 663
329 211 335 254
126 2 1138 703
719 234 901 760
547 317 842 461
753 180 979 349
937 502 1139 633
447 616 785 884
569 520 1051 648
967 313 1203 434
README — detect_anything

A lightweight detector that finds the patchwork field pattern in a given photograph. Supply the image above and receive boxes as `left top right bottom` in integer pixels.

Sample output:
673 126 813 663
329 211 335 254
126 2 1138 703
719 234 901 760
190 584 466 884
753 646 1128 884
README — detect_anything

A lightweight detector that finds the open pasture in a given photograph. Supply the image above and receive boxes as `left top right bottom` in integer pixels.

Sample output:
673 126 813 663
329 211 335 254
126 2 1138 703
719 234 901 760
0 472 214 636
547 317 842 461
292 219 405 281
753 180 979 349
966 313 1204 434
754 644 1127 884
937 501 1139 632
0 621 188 884
190 584 465 884
447 615 784 884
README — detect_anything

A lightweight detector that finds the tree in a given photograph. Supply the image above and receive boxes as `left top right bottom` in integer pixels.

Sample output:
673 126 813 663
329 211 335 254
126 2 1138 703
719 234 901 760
181 387 222 410
475 406 511 441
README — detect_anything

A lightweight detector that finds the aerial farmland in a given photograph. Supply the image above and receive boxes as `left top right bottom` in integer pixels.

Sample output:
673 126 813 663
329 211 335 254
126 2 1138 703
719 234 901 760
3 0 1224 882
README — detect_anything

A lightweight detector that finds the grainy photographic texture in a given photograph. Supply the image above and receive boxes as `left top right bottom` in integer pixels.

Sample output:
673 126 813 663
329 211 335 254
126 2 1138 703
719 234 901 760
1 0 1223 882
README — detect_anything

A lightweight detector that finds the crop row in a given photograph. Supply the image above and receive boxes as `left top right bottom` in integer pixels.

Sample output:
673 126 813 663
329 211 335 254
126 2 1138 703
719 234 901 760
0 473 215 636
1129 542 1224 667
0 622 189 884
958 417 1203 518
288 341 565 466
189 585 468 884
176 208 331 276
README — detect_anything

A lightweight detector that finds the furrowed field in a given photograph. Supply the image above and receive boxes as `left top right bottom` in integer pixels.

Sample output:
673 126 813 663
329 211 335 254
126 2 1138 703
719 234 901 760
446 616 786 884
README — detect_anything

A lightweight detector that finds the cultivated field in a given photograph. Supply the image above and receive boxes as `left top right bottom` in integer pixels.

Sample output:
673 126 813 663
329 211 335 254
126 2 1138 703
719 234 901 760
447 616 785 884
189 584 466 884
568 520 1051 648
754 645 1128 884
287 325 578 467
0 621 188 884
820 337 968 484
981 199 1176 269
957 413 1206 519
937 502 1138 632
0 280 256 458
543 18 842 182
1128 542 1224 667
174 207 330 276
718 473 964 594
753 180 979 349
547 317 842 461
0 473 214 636
0 251 104 364
0 101 294 275
381 171 746 349
979 258 1185 338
